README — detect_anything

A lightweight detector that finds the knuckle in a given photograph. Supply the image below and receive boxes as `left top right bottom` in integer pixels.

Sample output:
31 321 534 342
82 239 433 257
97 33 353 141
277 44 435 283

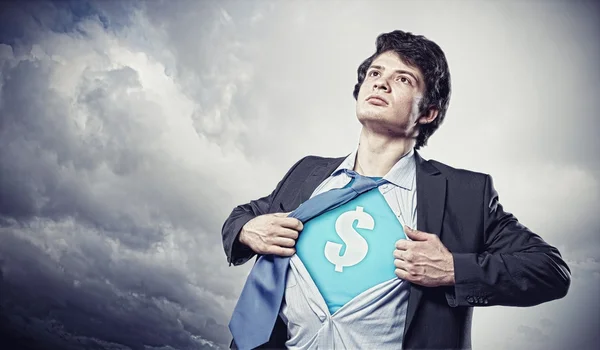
259 244 270 254
266 221 275 231
270 227 281 237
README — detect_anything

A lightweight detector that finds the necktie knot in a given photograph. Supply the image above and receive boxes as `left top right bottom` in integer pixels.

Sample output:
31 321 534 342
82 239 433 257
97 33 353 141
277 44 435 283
342 169 388 193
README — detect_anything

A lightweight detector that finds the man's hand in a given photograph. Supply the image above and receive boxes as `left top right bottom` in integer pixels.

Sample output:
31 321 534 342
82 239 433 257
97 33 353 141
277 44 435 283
239 212 303 257
394 226 455 287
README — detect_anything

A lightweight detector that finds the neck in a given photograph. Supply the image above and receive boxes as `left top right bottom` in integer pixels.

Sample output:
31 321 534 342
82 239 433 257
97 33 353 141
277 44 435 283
353 127 415 177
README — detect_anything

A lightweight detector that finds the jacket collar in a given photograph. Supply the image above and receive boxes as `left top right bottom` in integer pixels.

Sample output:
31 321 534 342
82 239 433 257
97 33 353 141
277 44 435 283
298 149 443 197
331 148 416 191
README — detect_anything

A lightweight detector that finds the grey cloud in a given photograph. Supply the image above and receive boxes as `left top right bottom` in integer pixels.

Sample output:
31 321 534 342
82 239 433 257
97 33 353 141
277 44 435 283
0 1 247 349
0 226 227 350
1 0 599 350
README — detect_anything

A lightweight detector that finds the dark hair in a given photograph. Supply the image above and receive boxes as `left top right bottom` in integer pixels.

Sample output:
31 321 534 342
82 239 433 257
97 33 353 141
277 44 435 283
353 30 451 149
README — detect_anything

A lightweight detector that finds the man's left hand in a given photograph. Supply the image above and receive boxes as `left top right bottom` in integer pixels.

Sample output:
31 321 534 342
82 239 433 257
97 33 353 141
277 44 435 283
394 226 455 287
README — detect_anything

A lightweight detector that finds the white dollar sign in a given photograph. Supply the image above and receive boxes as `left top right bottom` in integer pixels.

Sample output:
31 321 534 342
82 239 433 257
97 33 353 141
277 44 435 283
324 206 374 272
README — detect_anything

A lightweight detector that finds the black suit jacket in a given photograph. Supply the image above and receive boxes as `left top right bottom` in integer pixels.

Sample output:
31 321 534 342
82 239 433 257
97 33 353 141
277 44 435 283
222 151 571 349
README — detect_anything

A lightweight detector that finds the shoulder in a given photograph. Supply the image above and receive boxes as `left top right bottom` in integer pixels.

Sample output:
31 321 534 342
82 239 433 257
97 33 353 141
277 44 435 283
302 154 347 163
276 154 346 182
292 154 347 170
423 157 499 205
426 158 491 188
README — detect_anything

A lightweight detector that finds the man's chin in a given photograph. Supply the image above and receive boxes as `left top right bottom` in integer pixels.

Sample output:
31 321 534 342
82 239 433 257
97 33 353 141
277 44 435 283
356 111 385 122
357 113 394 129
357 115 413 136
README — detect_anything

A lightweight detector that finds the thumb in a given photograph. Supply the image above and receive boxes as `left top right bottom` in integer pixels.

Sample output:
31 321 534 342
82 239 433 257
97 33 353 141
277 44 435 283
273 212 291 217
404 226 428 241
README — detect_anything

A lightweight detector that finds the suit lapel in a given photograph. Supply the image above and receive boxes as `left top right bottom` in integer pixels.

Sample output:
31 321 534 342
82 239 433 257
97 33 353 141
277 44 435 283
403 150 447 340
287 156 347 209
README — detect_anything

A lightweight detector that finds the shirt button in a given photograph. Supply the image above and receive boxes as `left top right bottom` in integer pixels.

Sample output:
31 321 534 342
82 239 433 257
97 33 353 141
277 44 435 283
466 296 474 304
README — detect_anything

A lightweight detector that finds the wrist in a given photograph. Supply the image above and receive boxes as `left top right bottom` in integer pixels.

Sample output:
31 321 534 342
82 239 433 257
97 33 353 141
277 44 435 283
238 228 247 245
238 223 252 246
445 252 456 285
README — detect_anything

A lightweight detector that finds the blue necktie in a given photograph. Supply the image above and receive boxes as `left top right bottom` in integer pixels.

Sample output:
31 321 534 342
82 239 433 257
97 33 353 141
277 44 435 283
229 169 388 350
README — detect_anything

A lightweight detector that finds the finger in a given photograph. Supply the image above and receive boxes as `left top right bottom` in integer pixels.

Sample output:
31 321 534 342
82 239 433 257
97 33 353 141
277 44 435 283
395 239 413 250
277 227 299 240
393 249 404 259
393 249 414 262
273 212 292 218
396 259 424 276
395 268 414 281
271 237 296 248
279 217 304 231
265 245 296 257
404 226 429 241
394 258 410 270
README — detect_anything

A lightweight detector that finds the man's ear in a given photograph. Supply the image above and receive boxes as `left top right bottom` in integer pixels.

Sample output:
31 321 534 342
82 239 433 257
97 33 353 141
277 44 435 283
417 108 439 125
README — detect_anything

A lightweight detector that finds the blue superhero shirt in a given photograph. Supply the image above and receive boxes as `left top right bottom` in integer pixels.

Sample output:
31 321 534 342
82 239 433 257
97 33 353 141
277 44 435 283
295 178 407 314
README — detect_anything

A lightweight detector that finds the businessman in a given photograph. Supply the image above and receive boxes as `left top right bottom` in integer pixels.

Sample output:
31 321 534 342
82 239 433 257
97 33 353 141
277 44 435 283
222 30 571 349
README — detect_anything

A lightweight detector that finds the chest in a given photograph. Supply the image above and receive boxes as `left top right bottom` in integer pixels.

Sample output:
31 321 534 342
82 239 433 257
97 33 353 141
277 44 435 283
295 189 407 311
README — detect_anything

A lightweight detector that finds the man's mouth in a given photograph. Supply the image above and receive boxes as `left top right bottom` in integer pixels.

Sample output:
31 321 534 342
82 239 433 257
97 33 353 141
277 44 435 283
366 95 389 106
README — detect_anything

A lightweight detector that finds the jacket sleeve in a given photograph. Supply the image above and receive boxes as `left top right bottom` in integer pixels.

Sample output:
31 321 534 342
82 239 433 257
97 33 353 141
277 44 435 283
221 157 306 266
446 174 571 307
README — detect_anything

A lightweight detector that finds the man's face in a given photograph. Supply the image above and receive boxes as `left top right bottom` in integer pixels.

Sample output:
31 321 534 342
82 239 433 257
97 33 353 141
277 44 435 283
356 50 433 137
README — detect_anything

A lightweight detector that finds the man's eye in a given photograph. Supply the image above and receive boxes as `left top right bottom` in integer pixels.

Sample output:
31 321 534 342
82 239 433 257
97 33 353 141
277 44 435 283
368 71 379 77
398 76 412 85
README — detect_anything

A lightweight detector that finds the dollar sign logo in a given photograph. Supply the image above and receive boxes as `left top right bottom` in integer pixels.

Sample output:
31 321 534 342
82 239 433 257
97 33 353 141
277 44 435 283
324 206 374 272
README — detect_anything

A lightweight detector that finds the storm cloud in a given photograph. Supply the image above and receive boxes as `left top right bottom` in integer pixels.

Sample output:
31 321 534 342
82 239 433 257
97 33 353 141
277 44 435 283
0 0 598 349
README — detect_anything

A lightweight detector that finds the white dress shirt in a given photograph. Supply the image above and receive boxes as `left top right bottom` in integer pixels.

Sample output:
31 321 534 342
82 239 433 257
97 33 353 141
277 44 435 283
280 147 418 349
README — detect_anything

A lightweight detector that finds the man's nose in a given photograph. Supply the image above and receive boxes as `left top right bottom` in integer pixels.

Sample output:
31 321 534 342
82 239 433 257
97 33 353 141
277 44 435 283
372 77 390 91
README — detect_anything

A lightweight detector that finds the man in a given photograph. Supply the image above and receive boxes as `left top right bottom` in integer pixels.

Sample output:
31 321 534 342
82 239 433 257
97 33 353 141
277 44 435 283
221 30 571 349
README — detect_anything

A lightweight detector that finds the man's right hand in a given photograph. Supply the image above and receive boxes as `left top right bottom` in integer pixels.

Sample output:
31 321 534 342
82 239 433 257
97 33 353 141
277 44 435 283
239 212 303 256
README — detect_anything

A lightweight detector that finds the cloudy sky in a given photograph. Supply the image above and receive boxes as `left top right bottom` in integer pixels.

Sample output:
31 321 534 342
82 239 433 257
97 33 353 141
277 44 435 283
0 0 598 349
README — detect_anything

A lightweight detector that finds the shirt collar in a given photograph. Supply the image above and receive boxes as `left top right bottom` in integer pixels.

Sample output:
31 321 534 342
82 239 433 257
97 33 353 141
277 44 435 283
331 146 416 191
